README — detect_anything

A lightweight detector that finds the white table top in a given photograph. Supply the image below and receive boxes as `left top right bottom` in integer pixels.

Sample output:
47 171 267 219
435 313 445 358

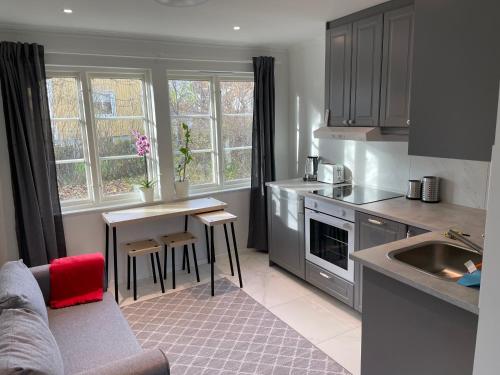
102 197 227 227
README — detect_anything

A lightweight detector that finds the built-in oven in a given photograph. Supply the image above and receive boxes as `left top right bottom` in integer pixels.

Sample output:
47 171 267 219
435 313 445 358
305 197 355 283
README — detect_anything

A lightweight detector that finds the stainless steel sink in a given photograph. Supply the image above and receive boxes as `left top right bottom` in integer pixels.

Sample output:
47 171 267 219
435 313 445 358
389 242 482 281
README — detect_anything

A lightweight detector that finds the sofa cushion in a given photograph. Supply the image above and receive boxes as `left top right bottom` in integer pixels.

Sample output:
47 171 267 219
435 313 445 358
48 293 141 374
0 308 64 375
0 260 48 324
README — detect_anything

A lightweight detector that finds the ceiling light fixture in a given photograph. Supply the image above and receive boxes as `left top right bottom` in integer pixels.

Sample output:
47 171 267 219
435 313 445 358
233 26 241 31
155 0 209 6
63 8 73 14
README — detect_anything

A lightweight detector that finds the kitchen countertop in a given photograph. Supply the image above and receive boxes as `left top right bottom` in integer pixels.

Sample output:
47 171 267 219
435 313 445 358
266 179 334 194
351 232 481 314
268 178 486 314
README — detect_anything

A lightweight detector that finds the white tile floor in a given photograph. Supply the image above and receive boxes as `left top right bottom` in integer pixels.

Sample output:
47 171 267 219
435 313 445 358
114 249 362 375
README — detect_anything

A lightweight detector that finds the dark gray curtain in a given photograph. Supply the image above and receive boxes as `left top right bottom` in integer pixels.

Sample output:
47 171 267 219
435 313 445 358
0 42 66 266
247 56 275 251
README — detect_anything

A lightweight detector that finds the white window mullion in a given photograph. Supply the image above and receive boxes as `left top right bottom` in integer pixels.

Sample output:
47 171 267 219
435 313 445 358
213 76 224 189
81 72 102 204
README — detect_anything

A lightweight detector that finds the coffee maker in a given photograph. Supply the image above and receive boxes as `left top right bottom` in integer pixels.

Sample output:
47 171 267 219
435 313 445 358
303 156 319 181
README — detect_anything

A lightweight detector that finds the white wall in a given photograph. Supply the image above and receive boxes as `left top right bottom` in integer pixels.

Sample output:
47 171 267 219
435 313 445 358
473 89 500 375
0 28 289 282
288 37 491 209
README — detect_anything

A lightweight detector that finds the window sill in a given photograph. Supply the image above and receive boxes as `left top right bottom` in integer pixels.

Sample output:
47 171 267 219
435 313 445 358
61 199 163 217
61 186 250 216
188 185 250 198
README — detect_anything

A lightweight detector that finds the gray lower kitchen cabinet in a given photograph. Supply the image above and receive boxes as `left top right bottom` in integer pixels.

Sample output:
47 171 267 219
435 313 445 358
380 5 414 127
267 187 305 279
361 268 477 375
408 0 500 161
354 212 407 312
306 261 354 308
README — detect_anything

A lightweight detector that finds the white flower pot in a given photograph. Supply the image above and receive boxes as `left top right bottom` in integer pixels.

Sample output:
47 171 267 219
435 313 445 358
175 181 189 198
138 187 155 203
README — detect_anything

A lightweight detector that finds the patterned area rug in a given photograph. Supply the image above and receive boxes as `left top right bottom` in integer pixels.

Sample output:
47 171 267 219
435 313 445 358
122 278 351 375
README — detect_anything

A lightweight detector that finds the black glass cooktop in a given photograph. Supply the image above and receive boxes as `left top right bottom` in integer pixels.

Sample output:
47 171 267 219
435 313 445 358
312 185 403 205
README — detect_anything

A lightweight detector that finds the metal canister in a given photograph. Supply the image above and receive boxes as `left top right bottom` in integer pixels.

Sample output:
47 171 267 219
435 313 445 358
421 176 440 203
406 180 421 200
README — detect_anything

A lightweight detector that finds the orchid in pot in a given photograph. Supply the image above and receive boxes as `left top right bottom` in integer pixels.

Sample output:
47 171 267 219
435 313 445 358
175 123 192 198
132 130 156 202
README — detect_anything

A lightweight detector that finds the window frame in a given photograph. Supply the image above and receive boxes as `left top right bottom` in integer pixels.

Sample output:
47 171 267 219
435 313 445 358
167 71 253 195
46 67 159 211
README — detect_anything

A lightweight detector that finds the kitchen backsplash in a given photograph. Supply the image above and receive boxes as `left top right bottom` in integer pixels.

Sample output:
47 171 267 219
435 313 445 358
317 139 490 209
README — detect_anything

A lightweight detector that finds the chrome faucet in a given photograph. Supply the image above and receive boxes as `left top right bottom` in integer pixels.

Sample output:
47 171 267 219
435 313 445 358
446 229 484 255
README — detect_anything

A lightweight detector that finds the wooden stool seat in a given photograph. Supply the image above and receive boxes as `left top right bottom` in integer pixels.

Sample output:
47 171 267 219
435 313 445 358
123 239 164 301
160 232 197 248
159 231 200 289
193 210 243 296
195 210 237 226
124 239 161 256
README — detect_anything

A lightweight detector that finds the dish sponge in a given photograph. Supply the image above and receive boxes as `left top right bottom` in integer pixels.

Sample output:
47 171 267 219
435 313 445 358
457 270 481 288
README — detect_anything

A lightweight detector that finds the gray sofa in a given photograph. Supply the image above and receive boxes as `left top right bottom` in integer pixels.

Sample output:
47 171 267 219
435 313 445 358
31 265 170 375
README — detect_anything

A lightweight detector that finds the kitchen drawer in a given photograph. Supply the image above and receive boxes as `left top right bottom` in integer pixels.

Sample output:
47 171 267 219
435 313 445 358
306 261 354 307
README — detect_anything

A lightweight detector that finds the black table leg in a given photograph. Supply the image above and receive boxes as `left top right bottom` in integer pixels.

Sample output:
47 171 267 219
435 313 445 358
133 257 137 301
230 223 243 288
127 255 130 290
113 227 119 303
191 243 200 282
205 225 210 263
210 226 215 296
155 252 165 293
150 253 157 284
184 215 190 273
223 224 235 276
172 247 176 289
163 245 167 280
105 224 109 284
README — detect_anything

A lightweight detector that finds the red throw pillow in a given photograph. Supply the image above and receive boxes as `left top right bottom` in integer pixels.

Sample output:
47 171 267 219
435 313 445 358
49 253 104 309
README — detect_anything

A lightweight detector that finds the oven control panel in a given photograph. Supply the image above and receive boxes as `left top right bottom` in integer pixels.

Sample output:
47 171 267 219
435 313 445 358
304 197 355 222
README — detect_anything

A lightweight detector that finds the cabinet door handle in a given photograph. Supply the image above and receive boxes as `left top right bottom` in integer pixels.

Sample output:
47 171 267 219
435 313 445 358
319 272 331 279
406 119 410 126
348 120 354 125
368 218 385 226
342 120 348 125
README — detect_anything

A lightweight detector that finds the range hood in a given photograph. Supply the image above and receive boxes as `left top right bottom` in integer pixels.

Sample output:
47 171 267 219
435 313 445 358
313 126 408 142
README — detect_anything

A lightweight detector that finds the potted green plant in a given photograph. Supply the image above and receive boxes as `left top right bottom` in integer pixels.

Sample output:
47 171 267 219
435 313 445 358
132 130 156 202
175 122 192 198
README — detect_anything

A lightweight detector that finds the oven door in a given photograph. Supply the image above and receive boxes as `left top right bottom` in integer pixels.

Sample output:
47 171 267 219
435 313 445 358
305 208 355 283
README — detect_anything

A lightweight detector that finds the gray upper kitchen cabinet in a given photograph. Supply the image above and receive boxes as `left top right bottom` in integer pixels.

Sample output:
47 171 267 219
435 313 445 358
325 0 414 129
325 24 352 126
354 212 407 312
350 14 383 127
408 0 500 161
267 187 305 279
380 6 414 128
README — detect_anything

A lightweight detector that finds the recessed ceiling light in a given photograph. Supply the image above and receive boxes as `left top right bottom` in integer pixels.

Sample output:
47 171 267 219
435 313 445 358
155 0 209 6
233 26 241 31
63 8 73 14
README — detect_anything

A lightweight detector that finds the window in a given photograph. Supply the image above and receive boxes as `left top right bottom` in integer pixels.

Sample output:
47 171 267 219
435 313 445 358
46 70 156 209
168 73 254 192
47 76 91 203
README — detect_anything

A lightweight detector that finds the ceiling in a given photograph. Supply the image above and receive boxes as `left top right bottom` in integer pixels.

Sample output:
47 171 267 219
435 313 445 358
0 0 385 48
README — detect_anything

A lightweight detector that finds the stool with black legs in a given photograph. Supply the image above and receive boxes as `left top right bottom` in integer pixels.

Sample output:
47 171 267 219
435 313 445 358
193 210 243 296
159 232 200 289
124 239 165 301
